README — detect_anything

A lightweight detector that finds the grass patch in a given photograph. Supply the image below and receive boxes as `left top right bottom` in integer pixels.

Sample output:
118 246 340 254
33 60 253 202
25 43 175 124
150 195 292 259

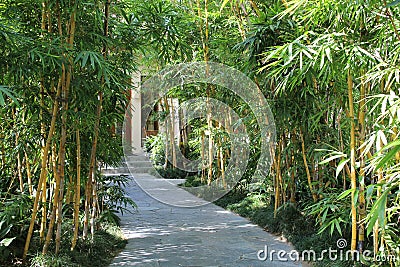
178 175 204 187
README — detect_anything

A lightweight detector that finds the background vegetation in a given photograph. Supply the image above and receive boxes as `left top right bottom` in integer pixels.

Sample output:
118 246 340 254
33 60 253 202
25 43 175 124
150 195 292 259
141 0 400 266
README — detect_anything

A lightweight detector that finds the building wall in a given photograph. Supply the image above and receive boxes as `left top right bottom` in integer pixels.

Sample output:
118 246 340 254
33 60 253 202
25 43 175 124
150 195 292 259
130 72 142 153
127 72 181 154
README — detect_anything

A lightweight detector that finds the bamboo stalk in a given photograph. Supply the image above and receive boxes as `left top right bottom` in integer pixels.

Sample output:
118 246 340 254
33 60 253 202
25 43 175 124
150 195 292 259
299 129 318 202
42 144 61 254
71 127 81 250
274 139 282 218
373 80 386 254
357 77 367 252
24 151 33 196
83 177 92 239
289 130 296 203
55 2 76 252
85 27 108 236
219 122 226 188
207 111 213 186
84 90 103 239
90 173 98 238
348 70 357 251
23 78 62 260
17 142 23 193
201 132 205 183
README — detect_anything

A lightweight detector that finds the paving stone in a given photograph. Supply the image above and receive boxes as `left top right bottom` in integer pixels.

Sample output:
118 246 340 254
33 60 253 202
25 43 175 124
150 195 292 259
109 174 303 267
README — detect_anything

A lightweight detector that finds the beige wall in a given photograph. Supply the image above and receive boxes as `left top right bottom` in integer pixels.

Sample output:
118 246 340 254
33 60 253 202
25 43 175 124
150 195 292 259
130 72 142 153
128 71 180 154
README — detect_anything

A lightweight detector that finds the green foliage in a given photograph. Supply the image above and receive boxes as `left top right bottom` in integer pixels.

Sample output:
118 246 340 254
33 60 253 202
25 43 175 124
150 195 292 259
306 188 352 236
144 134 167 166
144 133 200 179
215 192 354 267
0 86 18 106
179 175 204 187
30 253 78 267
29 223 126 267
97 175 137 226
0 193 32 262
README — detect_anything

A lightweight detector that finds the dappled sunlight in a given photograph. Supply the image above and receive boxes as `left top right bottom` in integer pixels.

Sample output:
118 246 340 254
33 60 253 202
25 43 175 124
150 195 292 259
110 178 302 266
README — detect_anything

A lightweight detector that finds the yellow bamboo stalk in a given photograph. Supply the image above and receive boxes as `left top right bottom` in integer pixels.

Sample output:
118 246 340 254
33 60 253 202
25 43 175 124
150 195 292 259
42 144 61 254
55 3 76 251
17 149 23 193
71 127 81 250
373 80 386 254
300 129 318 202
24 151 33 196
249 0 261 16
23 79 62 260
357 76 367 252
348 70 357 251
84 90 103 239
201 132 205 183
207 112 213 186
83 177 92 239
289 130 296 203
219 122 226 189
274 139 282 218
90 178 98 239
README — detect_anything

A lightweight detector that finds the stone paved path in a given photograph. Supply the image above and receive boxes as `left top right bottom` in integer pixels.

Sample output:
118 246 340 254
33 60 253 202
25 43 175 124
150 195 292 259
109 174 302 267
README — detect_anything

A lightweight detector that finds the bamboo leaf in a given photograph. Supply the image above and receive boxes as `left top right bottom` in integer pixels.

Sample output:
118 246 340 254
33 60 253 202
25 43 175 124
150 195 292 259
82 52 89 68
0 237 15 247
0 89 4 106
338 188 353 200
366 184 375 203
319 153 345 165
0 86 19 106
322 208 328 223
325 47 332 62
353 189 359 207
376 130 388 149
220 0 230 11
378 193 387 228
335 219 342 236
367 191 388 235
336 158 350 178
375 144 400 169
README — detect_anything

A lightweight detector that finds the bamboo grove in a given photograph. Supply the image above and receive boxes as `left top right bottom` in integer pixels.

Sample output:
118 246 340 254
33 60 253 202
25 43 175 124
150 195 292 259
0 0 136 262
139 0 400 263
1 0 400 265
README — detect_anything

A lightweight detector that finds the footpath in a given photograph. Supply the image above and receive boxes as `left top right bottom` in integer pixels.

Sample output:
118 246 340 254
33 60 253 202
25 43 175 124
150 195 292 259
108 171 303 267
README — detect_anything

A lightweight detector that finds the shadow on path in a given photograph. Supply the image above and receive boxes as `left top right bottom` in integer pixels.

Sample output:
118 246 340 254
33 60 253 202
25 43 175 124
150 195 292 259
109 174 302 267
